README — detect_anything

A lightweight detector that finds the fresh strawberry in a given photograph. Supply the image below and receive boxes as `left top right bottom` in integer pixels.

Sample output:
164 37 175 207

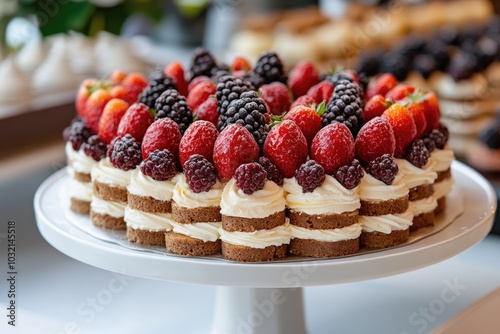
110 85 136 105
355 117 396 164
284 103 324 146
85 88 113 133
365 73 398 99
363 94 392 122
98 98 130 144
422 91 440 132
263 120 308 178
232 70 246 78
385 84 415 101
76 79 98 119
188 76 212 92
165 61 188 97
142 118 182 163
121 72 148 101
117 103 155 142
290 95 316 109
259 82 291 116
187 81 216 112
196 97 219 127
213 124 260 181
109 70 127 86
407 103 427 139
179 120 219 166
231 56 251 72
310 123 355 175
382 104 417 157
307 81 334 104
288 60 320 98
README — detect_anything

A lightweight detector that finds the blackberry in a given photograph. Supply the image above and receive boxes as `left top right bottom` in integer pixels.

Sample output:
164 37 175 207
189 48 217 81
437 26 461 46
366 154 398 185
82 135 107 162
234 162 267 195
258 157 284 186
334 159 363 190
448 52 477 81
405 139 429 168
140 149 177 181
356 49 382 77
108 134 142 171
379 51 411 81
215 75 253 117
413 54 437 79
480 125 500 149
221 91 268 149
243 72 266 89
139 70 177 108
475 38 497 72
423 39 450 71
183 154 217 193
253 52 287 85
438 124 449 144
395 35 426 60
210 64 231 83
323 80 363 137
295 160 325 193
64 120 94 151
155 89 193 134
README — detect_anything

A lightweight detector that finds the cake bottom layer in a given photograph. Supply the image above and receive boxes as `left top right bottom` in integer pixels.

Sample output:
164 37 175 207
127 227 165 246
166 232 221 256
90 210 126 230
289 238 359 258
360 229 409 248
70 198 90 215
434 197 446 215
221 242 287 262
410 211 435 232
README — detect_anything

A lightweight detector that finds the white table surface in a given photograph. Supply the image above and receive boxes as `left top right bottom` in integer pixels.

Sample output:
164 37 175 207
1 167 500 334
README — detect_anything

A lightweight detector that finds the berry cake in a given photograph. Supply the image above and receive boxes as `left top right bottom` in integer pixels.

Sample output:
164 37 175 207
63 49 456 262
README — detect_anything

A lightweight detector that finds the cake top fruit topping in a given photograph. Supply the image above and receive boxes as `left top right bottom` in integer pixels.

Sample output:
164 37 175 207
362 94 392 123
252 51 287 87
295 160 326 193
141 149 177 181
382 103 417 157
189 48 218 81
234 162 267 195
283 103 324 146
258 156 284 186
259 82 291 116
179 120 218 167
116 102 155 142
64 119 94 151
139 69 177 108
108 134 142 171
355 116 396 165
334 159 363 190
405 139 430 168
155 89 193 134
366 154 398 185
82 135 107 162
216 75 254 125
141 118 182 164
183 154 217 193
288 60 320 98
98 98 129 144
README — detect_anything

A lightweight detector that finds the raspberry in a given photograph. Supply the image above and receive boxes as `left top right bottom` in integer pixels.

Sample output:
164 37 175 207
366 154 398 185
82 135 107 162
426 129 447 150
234 162 267 195
405 139 429 168
295 160 326 193
65 120 94 151
183 154 217 193
140 149 177 181
155 89 193 134
139 70 177 108
108 134 142 171
334 159 363 190
252 52 287 86
323 80 364 137
189 48 217 81
215 75 253 118
258 156 284 186
422 136 436 153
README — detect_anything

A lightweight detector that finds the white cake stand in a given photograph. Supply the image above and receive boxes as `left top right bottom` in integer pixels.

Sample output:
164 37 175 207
34 161 496 334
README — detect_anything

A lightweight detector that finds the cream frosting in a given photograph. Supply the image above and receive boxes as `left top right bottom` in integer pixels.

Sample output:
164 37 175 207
124 206 173 232
409 196 438 216
395 159 437 189
358 171 408 202
289 223 362 242
65 142 96 174
171 222 221 243
429 147 455 172
91 158 134 188
433 177 454 200
430 72 489 101
90 196 126 218
127 168 179 202
219 222 291 248
220 179 286 219
360 211 413 234
69 178 93 202
172 174 223 209
283 175 360 215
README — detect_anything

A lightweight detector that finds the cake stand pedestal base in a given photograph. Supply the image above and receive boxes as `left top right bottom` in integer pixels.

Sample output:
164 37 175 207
211 286 306 334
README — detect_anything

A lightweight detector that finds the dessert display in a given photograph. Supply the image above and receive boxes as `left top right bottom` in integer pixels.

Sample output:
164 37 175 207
63 49 456 262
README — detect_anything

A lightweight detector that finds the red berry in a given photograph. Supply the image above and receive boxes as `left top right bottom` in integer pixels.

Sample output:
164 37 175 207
385 84 415 101
165 61 188 97
117 103 154 142
288 60 320 98
310 123 355 175
179 120 219 166
355 117 396 164
142 118 182 163
365 73 398 99
110 85 135 105
259 82 291 116
231 57 252 72
284 105 323 146
98 98 130 144
109 70 127 86
196 97 219 127
188 76 212 92
187 81 216 112
407 103 427 139
213 124 260 181
306 81 334 104
290 95 316 109
382 104 417 157
85 88 113 134
263 120 308 178
76 79 98 119
232 70 246 78
363 94 391 122
422 91 440 132
121 72 148 102
234 163 267 195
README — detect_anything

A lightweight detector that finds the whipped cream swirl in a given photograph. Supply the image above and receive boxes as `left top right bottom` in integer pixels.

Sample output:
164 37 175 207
127 169 179 202
69 178 93 201
360 211 414 234
434 177 454 199
91 158 134 188
124 206 174 232
395 159 437 189
359 171 408 202
173 174 223 209
219 222 291 248
90 196 126 218
171 222 221 242
65 142 96 174
429 146 455 172
290 223 362 242
408 196 438 216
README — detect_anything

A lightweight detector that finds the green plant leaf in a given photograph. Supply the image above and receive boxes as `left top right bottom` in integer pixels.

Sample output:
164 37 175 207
34 1 94 37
